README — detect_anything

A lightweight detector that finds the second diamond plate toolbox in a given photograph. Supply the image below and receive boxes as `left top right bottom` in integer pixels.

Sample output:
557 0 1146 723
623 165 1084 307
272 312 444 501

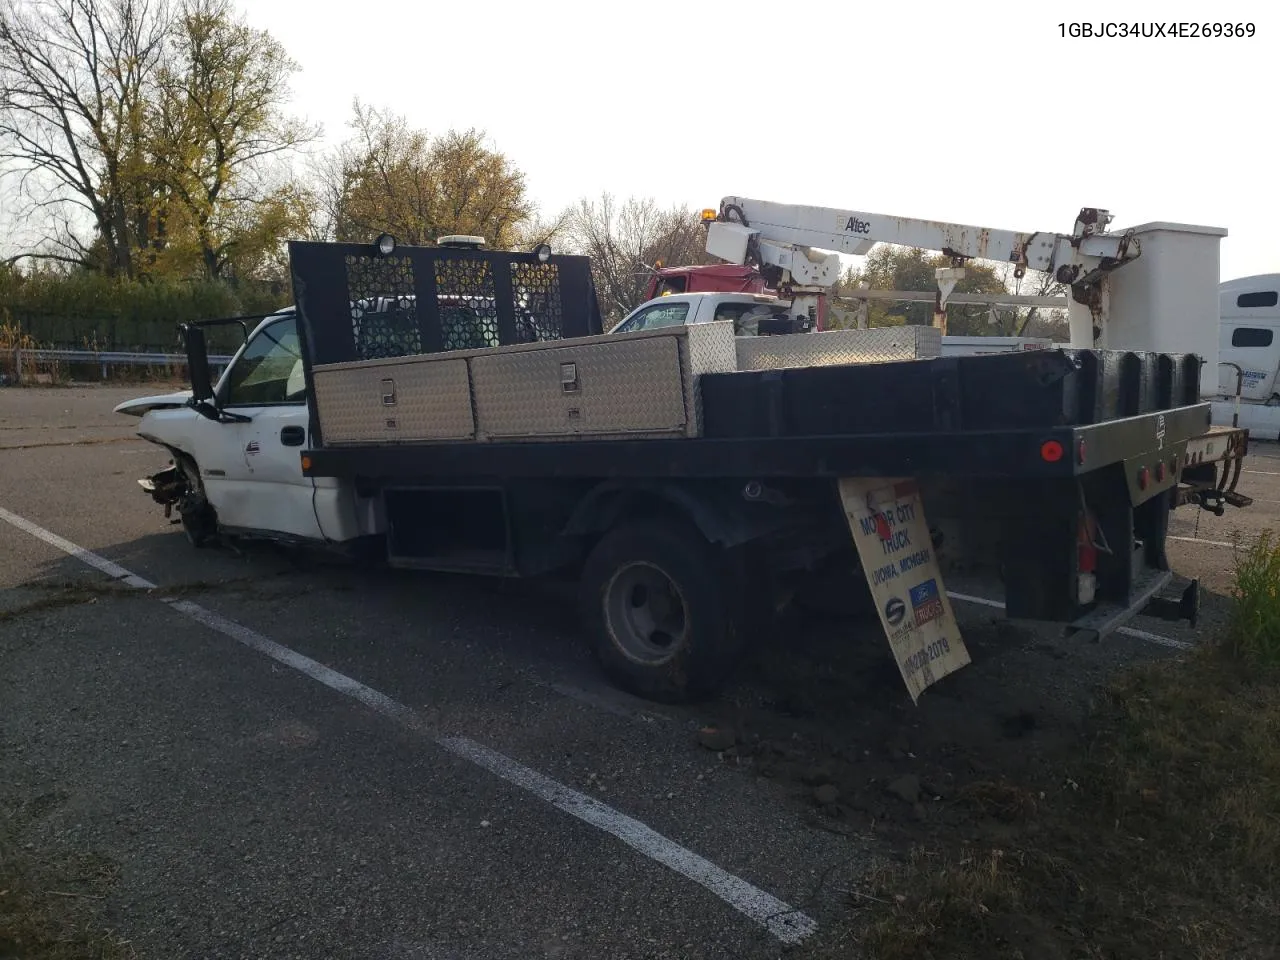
735 326 942 371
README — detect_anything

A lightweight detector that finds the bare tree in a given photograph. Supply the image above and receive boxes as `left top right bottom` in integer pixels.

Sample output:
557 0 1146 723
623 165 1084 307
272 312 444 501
0 0 170 276
995 262 1070 338
510 206 572 251
565 193 712 321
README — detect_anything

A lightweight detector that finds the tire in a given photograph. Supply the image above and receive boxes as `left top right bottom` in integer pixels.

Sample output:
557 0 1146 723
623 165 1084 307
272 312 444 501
578 520 749 703
174 456 216 548
179 494 216 548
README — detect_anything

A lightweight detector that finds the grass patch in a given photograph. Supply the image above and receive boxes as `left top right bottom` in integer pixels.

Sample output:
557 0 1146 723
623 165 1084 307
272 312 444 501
1225 531 1280 666
850 654 1280 959
0 800 135 959
0 324 63 385
844 554 1280 959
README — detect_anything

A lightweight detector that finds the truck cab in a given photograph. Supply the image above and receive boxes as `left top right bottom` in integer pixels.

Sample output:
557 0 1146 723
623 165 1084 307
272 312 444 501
612 292 800 336
114 308 365 547
1218 275 1280 404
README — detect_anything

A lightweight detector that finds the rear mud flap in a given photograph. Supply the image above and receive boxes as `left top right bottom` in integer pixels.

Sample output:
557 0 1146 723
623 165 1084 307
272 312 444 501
838 477 971 703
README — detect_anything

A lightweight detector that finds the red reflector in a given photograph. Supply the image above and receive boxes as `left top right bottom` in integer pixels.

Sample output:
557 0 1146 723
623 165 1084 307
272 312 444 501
1078 514 1098 573
1138 467 1150 489
1041 440 1065 463
1156 462 1166 482
1077 438 1087 465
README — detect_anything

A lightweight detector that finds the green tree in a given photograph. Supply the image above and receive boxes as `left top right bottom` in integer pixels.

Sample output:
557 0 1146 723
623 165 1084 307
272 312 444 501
1 0 313 281
834 246 1013 335
320 102 533 250
147 0 317 280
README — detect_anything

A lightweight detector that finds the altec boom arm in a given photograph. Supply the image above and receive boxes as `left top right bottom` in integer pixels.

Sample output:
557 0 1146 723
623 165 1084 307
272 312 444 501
704 196 1141 334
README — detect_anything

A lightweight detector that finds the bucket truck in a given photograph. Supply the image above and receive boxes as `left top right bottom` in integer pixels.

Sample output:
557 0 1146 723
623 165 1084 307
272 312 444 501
701 197 1251 515
117 214 1222 704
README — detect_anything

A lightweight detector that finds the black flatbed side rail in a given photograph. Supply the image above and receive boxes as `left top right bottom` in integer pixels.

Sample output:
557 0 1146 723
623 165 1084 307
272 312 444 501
300 403 1212 482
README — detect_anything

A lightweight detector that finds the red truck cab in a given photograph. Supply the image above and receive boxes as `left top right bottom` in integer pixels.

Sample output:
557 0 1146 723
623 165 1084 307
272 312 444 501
643 264 829 329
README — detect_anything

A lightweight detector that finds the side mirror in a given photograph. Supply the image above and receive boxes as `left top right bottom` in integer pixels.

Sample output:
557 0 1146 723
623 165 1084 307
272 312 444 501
180 323 218 417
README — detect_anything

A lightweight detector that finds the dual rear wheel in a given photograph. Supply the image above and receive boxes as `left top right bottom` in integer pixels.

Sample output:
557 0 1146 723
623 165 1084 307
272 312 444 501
578 520 754 703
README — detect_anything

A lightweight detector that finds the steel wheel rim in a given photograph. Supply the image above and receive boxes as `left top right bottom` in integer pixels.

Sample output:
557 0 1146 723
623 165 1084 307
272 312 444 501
604 561 689 665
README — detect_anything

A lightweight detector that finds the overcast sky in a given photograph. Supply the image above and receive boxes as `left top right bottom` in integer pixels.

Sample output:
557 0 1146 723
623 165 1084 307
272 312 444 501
245 0 1275 280
9 0 1279 281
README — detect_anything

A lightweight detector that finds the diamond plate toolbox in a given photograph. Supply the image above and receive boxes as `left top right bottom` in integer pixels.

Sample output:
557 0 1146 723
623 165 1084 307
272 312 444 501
312 356 474 445
310 321 738 445
470 321 737 441
735 326 942 371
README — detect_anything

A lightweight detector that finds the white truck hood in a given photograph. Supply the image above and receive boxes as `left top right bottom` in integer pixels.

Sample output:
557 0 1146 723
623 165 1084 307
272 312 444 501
113 390 193 417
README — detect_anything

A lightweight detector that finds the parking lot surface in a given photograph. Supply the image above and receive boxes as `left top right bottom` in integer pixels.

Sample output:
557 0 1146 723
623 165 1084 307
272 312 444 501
3 385 1276 958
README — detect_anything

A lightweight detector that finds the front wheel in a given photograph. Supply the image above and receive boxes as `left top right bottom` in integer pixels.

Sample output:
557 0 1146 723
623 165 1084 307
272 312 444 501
578 520 749 703
174 457 216 548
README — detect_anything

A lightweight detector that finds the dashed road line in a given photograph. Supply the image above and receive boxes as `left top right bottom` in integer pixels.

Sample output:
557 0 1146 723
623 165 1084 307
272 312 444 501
0 505 817 946
1168 535 1236 548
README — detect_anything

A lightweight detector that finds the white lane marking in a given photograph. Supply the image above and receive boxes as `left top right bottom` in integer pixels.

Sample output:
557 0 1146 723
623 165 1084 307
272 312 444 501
0 507 816 945
1243 470 1280 476
1169 535 1236 548
946 590 1005 611
439 735 816 944
0 506 156 589
947 590 1192 650
164 598 420 724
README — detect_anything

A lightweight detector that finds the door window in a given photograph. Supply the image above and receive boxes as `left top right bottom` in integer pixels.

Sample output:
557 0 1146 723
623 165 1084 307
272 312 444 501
1231 327 1274 348
614 302 690 333
1236 291 1278 309
711 301 788 336
223 317 306 406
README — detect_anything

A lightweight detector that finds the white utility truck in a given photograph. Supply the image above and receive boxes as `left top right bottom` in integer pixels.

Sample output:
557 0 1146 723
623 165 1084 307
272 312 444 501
116 203 1237 703
1214 274 1280 441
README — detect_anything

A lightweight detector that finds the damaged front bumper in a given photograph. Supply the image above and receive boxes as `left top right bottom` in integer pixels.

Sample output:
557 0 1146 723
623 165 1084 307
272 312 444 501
138 463 187 517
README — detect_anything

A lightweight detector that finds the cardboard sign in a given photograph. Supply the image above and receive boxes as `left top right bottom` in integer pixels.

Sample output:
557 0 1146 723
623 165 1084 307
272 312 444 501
838 477 971 703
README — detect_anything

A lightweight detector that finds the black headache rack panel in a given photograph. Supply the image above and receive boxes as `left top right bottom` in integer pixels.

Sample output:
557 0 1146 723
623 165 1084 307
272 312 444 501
287 240 604 444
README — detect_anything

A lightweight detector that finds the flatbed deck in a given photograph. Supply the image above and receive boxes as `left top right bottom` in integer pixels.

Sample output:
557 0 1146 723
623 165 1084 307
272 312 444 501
302 401 1212 481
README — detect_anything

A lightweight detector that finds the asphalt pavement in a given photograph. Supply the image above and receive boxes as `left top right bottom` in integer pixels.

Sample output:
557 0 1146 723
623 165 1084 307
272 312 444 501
2 384 1275 959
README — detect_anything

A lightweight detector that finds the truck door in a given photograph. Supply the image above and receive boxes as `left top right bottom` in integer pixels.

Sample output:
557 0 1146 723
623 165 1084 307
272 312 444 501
1220 320 1280 402
213 315 323 540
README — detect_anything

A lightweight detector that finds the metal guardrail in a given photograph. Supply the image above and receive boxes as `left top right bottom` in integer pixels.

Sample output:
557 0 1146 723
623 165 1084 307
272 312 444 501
5 348 234 383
